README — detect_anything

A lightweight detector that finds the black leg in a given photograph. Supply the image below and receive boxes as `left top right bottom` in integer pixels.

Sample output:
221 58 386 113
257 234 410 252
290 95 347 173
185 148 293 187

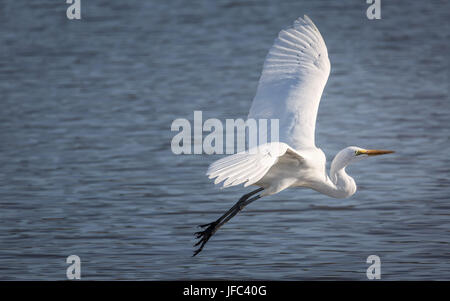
193 187 264 256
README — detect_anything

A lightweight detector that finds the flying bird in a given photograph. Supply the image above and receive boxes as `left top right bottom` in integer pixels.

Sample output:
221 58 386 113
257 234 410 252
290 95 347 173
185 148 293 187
193 15 394 256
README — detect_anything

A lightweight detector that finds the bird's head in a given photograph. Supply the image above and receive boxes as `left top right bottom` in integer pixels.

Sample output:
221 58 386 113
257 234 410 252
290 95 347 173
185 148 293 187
332 146 395 171
328 146 394 198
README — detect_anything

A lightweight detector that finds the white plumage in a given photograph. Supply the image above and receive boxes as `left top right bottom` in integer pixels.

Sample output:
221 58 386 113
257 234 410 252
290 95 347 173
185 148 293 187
207 16 332 197
194 16 393 256
207 142 301 190
249 15 330 150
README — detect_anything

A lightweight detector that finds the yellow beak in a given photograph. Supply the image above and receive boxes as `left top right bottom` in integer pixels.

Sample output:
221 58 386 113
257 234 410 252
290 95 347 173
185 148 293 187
357 149 395 156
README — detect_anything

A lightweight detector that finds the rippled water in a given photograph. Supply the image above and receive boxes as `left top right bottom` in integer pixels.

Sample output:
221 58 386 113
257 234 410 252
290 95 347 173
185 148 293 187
0 0 449 280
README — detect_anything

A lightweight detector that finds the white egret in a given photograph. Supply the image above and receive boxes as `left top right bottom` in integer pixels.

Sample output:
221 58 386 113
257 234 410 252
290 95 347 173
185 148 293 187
194 15 394 256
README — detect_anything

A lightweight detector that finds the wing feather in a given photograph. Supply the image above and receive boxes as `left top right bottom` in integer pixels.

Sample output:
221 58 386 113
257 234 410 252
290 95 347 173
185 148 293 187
206 16 329 190
248 15 330 151
206 142 303 189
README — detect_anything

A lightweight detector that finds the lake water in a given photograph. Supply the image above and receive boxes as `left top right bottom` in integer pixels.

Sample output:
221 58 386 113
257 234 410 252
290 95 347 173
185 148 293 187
0 0 449 280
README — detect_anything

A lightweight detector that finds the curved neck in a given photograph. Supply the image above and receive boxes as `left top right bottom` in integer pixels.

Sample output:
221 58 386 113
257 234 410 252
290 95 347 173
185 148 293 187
319 153 357 199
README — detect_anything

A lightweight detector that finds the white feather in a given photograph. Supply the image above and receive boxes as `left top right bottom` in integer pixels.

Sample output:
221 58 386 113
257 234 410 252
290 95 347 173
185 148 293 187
207 142 302 189
248 15 330 151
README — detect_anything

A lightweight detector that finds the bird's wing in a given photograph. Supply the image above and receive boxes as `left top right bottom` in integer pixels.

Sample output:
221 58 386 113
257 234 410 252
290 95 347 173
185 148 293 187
248 15 330 150
207 142 303 188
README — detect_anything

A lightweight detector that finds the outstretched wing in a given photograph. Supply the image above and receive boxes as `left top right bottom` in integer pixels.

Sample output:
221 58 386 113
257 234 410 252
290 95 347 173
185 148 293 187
207 142 303 188
248 15 330 151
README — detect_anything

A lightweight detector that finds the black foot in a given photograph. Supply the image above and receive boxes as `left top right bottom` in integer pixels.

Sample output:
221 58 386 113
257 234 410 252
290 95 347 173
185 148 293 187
193 221 219 256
